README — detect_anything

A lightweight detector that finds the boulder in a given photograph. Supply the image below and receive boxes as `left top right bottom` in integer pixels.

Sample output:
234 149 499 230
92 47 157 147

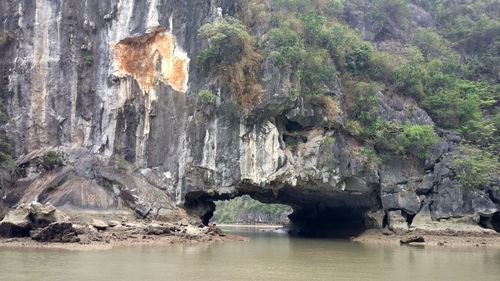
91 219 108 231
145 223 174 235
363 210 385 228
0 202 69 238
430 179 468 220
108 220 120 227
177 218 189 226
381 185 422 215
415 174 434 194
31 222 80 243
387 210 409 233
400 235 425 244
0 204 32 237
471 191 497 217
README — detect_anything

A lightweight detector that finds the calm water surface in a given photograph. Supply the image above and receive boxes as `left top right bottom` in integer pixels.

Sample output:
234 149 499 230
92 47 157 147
1 227 499 281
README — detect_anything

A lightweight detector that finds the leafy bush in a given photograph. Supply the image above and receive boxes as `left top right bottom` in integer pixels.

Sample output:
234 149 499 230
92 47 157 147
0 101 13 170
422 77 483 129
451 145 499 190
397 124 437 159
299 49 337 95
42 151 63 170
83 51 95 65
268 27 305 66
360 146 382 168
368 51 397 82
345 82 381 132
415 30 449 59
321 24 374 73
197 90 217 105
391 64 428 100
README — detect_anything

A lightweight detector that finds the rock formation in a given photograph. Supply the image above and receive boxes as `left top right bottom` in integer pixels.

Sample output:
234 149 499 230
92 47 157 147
0 0 498 237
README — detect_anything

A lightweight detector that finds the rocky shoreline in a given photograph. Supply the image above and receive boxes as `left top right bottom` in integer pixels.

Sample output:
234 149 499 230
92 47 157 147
0 202 244 251
352 229 500 248
0 226 245 251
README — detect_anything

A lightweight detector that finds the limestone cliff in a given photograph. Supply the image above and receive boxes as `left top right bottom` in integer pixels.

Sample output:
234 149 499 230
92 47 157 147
0 0 498 235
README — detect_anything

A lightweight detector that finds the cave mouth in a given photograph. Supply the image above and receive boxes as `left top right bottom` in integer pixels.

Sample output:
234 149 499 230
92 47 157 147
287 207 369 238
183 191 373 238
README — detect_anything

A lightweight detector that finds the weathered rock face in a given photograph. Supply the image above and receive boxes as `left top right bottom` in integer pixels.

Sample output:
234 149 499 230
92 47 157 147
0 202 69 237
0 0 498 236
31 222 80 243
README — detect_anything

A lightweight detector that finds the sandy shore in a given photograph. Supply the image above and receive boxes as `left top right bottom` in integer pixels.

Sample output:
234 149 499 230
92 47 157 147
352 229 500 248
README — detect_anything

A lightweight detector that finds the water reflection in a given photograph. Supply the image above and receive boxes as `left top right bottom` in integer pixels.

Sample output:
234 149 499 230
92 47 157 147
0 228 499 281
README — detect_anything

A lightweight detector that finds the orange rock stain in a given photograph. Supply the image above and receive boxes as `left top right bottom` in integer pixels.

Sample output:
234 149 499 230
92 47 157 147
112 27 189 93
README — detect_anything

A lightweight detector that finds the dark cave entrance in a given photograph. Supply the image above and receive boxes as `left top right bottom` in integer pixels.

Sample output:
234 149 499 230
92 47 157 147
183 186 377 238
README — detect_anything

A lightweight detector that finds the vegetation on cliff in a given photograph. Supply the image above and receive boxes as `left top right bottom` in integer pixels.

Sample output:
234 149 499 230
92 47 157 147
196 1 498 225
197 0 498 188
198 17 264 109
0 100 13 170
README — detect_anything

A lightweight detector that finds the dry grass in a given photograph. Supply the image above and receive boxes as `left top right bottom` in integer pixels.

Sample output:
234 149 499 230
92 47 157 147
307 94 342 128
226 48 264 110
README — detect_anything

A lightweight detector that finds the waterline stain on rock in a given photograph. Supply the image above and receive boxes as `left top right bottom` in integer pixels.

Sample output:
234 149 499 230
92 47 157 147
112 27 189 93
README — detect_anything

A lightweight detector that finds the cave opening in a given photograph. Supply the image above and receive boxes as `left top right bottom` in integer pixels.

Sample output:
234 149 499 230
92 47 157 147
183 187 376 238
474 211 500 233
493 213 500 232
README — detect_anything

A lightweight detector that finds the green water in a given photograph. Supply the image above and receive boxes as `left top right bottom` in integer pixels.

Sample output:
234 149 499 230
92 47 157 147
1 228 499 281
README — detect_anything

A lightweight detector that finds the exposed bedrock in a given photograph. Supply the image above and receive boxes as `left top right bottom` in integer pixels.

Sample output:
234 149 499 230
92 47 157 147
0 0 498 237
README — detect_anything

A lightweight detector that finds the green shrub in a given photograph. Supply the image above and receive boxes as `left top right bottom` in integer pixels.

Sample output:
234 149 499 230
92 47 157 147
321 24 374 73
42 151 63 170
391 64 428 100
346 82 381 130
368 51 397 82
422 78 483 129
415 30 449 59
115 157 129 170
397 124 437 159
83 52 95 64
299 49 337 95
197 90 217 105
198 17 254 68
451 145 499 190
302 12 327 44
268 27 305 66
344 119 363 136
360 146 382 168
0 100 12 170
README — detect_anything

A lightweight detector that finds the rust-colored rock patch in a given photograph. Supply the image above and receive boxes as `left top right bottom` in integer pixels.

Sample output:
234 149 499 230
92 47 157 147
112 27 189 93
